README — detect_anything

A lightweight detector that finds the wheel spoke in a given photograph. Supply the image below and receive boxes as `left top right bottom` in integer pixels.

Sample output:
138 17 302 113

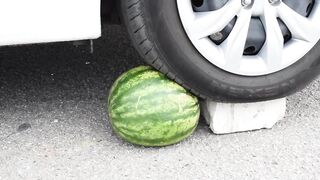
222 8 252 69
259 3 283 67
186 0 242 40
277 3 320 42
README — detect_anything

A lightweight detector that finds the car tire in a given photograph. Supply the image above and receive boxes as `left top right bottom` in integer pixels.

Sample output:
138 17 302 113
120 0 320 102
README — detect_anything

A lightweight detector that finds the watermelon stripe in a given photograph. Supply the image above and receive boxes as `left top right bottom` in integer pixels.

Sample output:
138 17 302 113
110 88 193 112
108 66 200 147
110 75 169 105
115 120 198 140
114 116 198 134
110 72 165 104
110 67 153 102
111 104 199 123
118 126 196 142
116 125 197 146
113 96 199 114
112 104 199 120
114 114 199 137
113 110 199 134
111 86 190 108
110 70 187 105
113 104 199 122
113 85 187 108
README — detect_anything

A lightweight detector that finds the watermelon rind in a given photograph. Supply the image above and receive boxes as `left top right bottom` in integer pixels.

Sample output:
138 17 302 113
108 66 200 147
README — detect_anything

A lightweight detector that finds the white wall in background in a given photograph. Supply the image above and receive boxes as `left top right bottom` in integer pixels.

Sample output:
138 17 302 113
0 0 101 46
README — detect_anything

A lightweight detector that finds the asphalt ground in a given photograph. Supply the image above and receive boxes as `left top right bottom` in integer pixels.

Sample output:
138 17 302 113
0 25 320 180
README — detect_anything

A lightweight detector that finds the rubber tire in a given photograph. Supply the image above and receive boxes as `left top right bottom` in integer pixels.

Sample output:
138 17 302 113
120 0 320 102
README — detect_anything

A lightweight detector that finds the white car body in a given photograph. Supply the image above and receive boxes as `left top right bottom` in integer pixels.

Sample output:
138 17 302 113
0 0 101 46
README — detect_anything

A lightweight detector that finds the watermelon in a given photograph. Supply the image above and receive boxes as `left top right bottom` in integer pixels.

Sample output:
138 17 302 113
108 66 200 147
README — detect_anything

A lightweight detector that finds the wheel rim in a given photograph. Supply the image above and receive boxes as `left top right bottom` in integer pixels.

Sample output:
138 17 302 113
177 0 320 76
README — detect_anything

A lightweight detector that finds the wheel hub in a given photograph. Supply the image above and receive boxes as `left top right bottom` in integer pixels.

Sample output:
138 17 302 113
268 0 281 6
241 0 253 8
177 0 320 76
251 0 265 16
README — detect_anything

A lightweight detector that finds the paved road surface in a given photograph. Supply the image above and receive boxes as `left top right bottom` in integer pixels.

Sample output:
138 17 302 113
1 25 320 179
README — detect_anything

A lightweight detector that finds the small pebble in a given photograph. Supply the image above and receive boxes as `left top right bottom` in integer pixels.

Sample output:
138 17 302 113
17 123 32 132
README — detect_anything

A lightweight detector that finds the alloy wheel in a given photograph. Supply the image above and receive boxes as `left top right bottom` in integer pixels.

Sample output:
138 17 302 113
177 0 320 76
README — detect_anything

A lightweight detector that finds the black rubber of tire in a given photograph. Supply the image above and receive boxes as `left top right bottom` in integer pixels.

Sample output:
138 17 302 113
120 0 320 102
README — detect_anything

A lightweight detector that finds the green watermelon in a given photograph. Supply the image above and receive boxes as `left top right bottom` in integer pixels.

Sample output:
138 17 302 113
108 66 200 147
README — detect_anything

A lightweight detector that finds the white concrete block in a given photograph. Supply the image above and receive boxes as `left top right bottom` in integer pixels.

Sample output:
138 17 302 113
201 98 286 134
